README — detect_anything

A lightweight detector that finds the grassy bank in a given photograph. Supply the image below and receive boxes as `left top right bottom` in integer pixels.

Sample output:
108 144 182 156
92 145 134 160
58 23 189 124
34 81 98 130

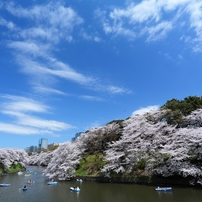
75 153 106 177
0 163 25 174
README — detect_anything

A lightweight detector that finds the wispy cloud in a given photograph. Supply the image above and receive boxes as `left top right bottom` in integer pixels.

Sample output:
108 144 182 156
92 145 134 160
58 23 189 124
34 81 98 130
4 1 83 43
97 1 180 41
80 29 102 42
97 0 202 49
79 95 104 101
0 95 74 136
0 122 40 135
0 16 15 30
106 85 131 94
0 1 129 96
33 85 67 95
7 41 51 58
18 56 95 85
16 115 71 131
1 95 48 113
144 21 173 42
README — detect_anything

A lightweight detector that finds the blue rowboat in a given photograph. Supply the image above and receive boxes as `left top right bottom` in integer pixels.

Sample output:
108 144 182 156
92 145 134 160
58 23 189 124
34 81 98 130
155 187 172 191
0 183 11 187
47 181 58 185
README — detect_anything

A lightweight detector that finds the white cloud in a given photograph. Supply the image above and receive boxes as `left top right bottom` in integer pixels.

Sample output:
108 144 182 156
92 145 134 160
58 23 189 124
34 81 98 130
187 2 202 40
98 0 202 49
0 122 40 135
18 56 95 86
1 95 48 113
132 105 159 116
20 27 56 42
98 1 167 39
0 16 15 30
81 31 101 42
144 21 173 42
7 44 130 96
0 95 74 136
5 1 83 43
80 95 104 101
94 36 101 42
33 85 67 95
106 85 131 94
17 115 74 131
0 1 84 49
110 0 161 23
0 1 131 96
8 41 51 58
162 0 190 11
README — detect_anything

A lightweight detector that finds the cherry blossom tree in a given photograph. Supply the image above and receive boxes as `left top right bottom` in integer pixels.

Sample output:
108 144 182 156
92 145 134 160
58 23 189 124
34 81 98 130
43 139 85 179
102 109 202 185
29 151 54 166
26 106 202 185
0 148 29 171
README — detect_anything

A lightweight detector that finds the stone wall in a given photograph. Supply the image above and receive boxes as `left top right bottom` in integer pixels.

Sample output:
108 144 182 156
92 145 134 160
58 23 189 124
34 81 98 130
76 175 200 187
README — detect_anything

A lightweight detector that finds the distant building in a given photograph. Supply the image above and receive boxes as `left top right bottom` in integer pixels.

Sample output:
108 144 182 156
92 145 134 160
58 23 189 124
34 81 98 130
38 138 48 150
30 145 37 152
25 145 37 153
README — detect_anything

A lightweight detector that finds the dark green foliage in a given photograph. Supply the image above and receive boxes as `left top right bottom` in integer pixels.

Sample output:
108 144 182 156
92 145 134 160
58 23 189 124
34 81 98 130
0 163 4 174
161 109 183 126
160 96 202 127
107 119 124 127
133 159 146 171
162 96 202 116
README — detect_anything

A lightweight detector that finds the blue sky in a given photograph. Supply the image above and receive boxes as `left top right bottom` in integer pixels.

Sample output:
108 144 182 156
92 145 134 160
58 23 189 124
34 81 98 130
0 0 202 149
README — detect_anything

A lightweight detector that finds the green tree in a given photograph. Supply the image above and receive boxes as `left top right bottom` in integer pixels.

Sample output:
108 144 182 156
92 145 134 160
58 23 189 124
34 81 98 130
161 96 202 126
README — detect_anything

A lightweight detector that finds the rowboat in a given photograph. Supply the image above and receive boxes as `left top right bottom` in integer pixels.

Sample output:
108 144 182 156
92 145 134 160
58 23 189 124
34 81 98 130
27 180 33 184
76 179 83 182
18 171 23 175
22 186 28 191
70 186 80 192
0 183 11 187
155 187 172 191
47 181 58 185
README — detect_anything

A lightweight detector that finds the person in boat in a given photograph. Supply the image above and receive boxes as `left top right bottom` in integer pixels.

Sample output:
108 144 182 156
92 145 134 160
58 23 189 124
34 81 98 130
24 185 27 188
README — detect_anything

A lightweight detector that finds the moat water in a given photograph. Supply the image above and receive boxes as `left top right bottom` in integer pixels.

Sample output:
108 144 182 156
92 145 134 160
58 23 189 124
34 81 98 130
0 166 202 202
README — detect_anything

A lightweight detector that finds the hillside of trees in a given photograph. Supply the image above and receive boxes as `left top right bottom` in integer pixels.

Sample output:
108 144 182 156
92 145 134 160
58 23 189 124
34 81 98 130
0 149 29 174
1 96 202 186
